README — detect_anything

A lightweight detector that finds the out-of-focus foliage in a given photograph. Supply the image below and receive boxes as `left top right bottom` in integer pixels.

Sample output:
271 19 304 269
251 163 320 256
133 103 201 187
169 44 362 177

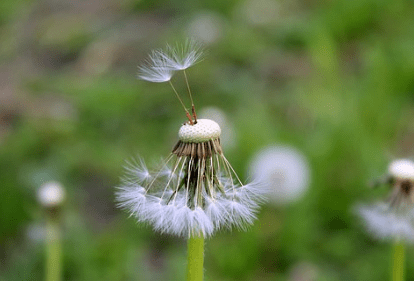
2 0 414 280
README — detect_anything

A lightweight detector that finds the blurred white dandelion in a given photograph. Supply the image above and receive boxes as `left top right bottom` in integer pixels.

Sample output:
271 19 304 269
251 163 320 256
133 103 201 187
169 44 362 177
186 12 224 45
238 0 280 26
37 181 66 208
117 42 267 238
248 145 310 205
356 159 414 242
26 223 46 243
357 203 414 242
288 261 319 281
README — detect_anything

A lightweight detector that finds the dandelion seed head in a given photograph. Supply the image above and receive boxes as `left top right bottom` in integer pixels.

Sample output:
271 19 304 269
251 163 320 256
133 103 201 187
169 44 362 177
356 158 414 242
37 181 66 208
116 119 266 237
120 43 265 237
388 159 414 180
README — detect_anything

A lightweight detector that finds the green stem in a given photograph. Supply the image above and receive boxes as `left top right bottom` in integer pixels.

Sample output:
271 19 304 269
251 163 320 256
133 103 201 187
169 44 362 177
186 235 204 281
392 240 405 281
45 217 62 281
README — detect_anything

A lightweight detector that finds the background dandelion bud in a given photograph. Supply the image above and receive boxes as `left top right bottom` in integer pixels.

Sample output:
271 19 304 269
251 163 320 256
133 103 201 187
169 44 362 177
37 181 66 208
37 181 65 281
248 145 311 205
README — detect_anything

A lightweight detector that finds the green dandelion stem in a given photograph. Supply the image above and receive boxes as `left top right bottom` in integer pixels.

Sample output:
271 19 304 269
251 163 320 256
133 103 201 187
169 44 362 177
186 235 204 281
392 240 405 281
45 217 62 281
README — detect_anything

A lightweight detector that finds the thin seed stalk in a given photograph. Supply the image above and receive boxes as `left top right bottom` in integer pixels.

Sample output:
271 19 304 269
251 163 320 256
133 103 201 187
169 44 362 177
186 235 204 281
45 216 62 281
392 240 405 281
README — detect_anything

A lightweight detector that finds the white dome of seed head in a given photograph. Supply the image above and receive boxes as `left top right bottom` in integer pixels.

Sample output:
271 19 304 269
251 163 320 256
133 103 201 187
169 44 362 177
37 181 66 207
178 119 221 143
388 159 414 180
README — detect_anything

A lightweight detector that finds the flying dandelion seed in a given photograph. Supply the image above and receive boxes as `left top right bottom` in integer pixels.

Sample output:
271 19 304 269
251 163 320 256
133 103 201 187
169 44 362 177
117 41 267 238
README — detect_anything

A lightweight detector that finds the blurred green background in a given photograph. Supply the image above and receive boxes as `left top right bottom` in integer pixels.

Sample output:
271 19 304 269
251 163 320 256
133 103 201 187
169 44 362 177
2 0 414 280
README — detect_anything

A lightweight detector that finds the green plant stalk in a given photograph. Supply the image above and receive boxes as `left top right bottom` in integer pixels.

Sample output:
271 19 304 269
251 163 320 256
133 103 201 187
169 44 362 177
46 217 62 281
186 235 204 281
392 240 405 281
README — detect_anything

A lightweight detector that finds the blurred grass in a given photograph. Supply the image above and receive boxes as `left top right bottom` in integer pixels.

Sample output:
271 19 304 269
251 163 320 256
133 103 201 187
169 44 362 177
2 0 414 280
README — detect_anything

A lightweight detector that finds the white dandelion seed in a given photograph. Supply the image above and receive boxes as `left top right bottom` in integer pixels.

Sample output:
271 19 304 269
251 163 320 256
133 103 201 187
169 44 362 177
137 41 204 122
137 50 174 83
122 157 152 185
160 39 204 71
248 145 311 205
116 119 267 237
